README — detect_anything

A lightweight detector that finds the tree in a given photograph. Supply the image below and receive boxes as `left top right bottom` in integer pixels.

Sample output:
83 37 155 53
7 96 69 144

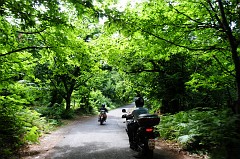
101 0 240 113
98 0 240 157
0 0 104 156
35 23 102 111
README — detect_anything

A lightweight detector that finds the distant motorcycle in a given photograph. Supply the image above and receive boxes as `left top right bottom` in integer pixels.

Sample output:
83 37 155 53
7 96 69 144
122 109 160 158
99 110 107 125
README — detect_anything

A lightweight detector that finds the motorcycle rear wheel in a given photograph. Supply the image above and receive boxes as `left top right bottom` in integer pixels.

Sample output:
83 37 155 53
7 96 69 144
141 140 154 158
100 118 104 125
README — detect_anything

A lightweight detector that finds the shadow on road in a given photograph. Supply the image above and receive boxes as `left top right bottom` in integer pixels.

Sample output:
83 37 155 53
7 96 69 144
45 143 132 159
45 141 183 159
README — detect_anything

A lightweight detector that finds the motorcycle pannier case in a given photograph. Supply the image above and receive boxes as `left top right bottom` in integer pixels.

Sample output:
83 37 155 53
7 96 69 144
137 114 160 127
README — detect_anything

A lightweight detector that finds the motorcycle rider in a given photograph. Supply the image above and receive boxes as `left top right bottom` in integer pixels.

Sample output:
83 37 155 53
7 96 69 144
127 95 148 150
98 104 108 121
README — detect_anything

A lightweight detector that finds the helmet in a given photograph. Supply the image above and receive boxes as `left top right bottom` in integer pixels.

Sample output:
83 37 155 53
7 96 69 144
135 97 144 107
102 104 105 108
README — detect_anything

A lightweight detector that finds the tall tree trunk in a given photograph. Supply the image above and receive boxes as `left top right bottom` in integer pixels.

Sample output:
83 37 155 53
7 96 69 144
65 94 71 110
61 74 77 111
217 3 240 159
217 0 240 114
232 48 240 114
64 85 75 110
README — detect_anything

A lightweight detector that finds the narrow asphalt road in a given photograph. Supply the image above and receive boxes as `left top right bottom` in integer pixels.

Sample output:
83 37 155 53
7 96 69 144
45 103 136 159
29 103 191 159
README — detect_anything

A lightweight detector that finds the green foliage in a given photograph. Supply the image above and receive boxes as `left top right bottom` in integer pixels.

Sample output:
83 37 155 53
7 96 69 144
101 0 239 115
0 91 51 157
88 69 134 104
1 0 240 158
157 108 239 157
89 90 114 113
23 126 39 143
37 103 65 120
61 108 76 119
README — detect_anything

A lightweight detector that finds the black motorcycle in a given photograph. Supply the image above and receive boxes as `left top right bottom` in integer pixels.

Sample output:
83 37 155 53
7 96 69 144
122 109 160 158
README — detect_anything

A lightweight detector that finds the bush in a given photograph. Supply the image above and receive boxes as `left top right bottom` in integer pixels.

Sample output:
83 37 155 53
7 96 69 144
37 103 65 120
61 108 75 119
0 103 51 158
0 83 52 158
157 107 239 157
89 90 114 113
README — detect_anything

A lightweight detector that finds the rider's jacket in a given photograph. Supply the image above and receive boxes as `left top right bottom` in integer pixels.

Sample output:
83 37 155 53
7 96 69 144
99 107 108 113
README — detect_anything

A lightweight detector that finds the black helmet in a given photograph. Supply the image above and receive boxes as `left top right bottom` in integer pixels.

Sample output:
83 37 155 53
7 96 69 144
102 104 105 108
135 97 144 107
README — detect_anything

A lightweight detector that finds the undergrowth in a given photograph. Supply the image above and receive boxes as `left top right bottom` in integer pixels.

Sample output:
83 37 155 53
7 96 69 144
157 107 240 158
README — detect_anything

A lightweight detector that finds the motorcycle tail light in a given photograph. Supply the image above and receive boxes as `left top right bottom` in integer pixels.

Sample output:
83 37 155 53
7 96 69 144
145 128 154 132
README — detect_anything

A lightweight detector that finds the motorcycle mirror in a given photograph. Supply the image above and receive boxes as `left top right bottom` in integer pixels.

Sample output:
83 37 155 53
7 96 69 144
122 114 127 118
122 109 126 113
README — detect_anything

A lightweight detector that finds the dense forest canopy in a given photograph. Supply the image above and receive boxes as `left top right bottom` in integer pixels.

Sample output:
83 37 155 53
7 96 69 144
101 0 240 112
0 0 240 158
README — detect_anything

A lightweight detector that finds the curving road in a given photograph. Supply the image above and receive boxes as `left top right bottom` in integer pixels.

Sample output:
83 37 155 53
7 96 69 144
40 103 188 159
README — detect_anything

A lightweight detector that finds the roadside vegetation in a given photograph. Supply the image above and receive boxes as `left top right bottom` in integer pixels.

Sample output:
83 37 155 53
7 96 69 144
1 0 240 159
157 108 238 159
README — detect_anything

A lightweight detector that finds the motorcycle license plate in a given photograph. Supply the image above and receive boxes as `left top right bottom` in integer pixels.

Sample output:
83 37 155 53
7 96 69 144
148 139 155 150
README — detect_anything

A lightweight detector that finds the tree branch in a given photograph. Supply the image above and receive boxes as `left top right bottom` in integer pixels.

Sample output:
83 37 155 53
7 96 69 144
74 74 93 88
17 28 47 35
170 2 224 31
127 69 160 74
141 29 223 51
217 0 236 45
0 46 52 57
200 1 218 28
212 55 236 77
169 3 205 25
206 0 229 34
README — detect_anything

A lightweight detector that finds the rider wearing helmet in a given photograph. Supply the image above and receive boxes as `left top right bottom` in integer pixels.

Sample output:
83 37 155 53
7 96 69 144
100 104 108 112
98 104 108 121
132 96 148 120
127 95 148 149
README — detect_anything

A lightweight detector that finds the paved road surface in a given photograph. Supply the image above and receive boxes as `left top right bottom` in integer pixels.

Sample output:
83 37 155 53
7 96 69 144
42 103 185 159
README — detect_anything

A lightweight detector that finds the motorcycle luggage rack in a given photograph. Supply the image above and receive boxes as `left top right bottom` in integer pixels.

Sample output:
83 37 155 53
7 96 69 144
137 114 160 127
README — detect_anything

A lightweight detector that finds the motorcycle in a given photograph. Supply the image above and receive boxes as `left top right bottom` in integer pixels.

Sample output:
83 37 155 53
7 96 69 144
122 109 160 158
99 110 107 125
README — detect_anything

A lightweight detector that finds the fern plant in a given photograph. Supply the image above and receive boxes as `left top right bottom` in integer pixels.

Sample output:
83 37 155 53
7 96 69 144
157 107 239 157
